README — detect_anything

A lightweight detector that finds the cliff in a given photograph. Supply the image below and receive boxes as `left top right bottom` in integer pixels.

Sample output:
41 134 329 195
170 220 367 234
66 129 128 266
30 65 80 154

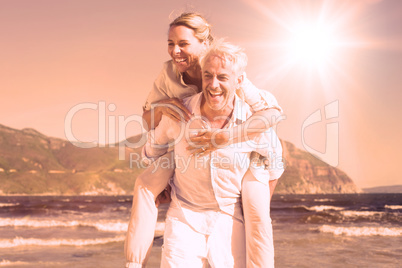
275 140 359 194
0 124 358 195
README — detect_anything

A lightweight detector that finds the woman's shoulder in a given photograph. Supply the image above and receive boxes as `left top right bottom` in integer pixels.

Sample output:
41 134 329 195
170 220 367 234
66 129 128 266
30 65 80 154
161 60 176 74
156 60 180 82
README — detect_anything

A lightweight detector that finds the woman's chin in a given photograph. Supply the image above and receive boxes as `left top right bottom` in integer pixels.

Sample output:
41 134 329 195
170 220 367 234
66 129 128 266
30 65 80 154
174 62 189 73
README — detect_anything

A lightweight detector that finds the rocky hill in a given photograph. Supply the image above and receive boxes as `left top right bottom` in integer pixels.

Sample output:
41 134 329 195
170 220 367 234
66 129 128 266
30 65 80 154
0 124 358 195
0 124 144 195
276 140 358 194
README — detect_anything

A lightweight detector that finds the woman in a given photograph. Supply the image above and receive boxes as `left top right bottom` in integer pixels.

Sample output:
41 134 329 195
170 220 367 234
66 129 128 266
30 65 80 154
125 12 283 268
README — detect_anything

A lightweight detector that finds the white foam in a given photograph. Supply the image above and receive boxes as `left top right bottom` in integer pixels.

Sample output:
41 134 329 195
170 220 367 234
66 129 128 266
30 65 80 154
313 199 334 202
0 218 128 232
385 205 402 210
93 222 128 232
0 236 126 248
155 222 166 237
0 259 29 266
340 211 384 217
319 225 402 237
306 205 344 212
0 218 166 235
0 203 19 207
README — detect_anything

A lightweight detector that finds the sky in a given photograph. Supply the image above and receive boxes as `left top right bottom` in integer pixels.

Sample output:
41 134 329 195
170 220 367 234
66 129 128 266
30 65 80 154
1 0 401 189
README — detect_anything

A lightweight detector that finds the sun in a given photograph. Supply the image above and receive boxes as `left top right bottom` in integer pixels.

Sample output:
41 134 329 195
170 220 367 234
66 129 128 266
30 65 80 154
285 21 339 69
245 0 367 92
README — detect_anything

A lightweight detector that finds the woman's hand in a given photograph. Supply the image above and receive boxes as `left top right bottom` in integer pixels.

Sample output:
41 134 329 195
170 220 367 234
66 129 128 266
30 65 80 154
187 129 231 155
143 98 192 130
154 98 192 123
155 185 171 207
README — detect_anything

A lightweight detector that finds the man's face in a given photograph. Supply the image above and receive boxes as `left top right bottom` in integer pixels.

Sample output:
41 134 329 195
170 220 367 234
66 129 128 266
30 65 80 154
202 55 238 112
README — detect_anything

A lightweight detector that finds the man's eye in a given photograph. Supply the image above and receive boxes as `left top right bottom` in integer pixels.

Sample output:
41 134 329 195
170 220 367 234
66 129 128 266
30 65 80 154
179 43 189 47
168 43 174 47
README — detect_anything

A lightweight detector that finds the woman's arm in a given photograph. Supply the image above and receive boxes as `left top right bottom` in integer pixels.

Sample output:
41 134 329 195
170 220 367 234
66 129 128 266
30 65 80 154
142 98 192 131
188 108 283 153
188 75 283 151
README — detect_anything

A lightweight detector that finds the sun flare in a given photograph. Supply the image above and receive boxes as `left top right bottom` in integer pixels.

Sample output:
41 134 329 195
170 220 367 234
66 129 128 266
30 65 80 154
246 0 369 94
285 22 338 68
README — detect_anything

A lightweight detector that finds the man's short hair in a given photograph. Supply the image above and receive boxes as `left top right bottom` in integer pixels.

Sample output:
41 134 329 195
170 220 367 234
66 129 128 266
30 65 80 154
200 39 248 76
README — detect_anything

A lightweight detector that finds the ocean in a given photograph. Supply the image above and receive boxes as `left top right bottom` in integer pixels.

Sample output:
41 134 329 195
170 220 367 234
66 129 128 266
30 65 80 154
0 194 401 267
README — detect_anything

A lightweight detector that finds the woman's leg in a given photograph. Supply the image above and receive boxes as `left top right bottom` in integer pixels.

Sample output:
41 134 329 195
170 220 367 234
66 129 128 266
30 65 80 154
125 151 175 267
241 168 274 268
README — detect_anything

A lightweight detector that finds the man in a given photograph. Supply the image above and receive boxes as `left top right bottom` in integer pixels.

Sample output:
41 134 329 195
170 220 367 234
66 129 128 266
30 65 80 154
141 40 284 267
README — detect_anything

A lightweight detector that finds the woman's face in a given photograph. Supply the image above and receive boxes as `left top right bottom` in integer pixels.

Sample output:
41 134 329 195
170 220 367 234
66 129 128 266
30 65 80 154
168 25 207 74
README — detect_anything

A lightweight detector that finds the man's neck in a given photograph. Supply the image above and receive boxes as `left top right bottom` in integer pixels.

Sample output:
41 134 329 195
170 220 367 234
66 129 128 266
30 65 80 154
201 100 234 129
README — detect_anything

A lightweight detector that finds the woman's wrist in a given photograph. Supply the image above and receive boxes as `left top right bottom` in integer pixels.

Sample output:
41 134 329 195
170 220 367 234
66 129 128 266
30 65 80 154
214 129 232 147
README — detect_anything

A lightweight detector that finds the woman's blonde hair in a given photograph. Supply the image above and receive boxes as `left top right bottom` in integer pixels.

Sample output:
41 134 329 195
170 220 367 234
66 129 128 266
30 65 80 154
169 12 214 44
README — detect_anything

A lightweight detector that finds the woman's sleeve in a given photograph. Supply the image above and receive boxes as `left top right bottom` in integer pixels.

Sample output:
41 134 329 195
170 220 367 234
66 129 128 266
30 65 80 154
242 73 283 113
142 116 178 163
142 65 170 111
250 129 285 182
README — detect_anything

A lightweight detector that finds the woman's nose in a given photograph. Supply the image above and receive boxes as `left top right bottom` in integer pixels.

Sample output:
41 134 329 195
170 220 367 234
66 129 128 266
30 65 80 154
174 45 181 54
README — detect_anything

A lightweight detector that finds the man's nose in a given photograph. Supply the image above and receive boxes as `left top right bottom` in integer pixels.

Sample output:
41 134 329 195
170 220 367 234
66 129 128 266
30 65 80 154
211 77 220 89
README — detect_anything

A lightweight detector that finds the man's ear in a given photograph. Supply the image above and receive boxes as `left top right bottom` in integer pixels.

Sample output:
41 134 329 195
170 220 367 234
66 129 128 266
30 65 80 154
237 74 244 87
202 40 209 50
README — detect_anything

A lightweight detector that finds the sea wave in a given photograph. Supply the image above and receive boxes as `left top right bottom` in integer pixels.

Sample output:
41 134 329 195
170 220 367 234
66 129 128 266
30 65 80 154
340 211 385 217
0 203 19 207
385 205 402 210
155 222 165 237
0 218 166 234
313 199 335 202
318 225 402 237
0 218 128 232
340 210 402 223
304 205 344 212
0 236 126 248
0 259 29 266
0 259 62 266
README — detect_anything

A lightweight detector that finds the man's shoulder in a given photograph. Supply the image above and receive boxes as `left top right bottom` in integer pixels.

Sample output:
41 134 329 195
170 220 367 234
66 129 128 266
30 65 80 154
182 92 203 114
234 95 253 123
